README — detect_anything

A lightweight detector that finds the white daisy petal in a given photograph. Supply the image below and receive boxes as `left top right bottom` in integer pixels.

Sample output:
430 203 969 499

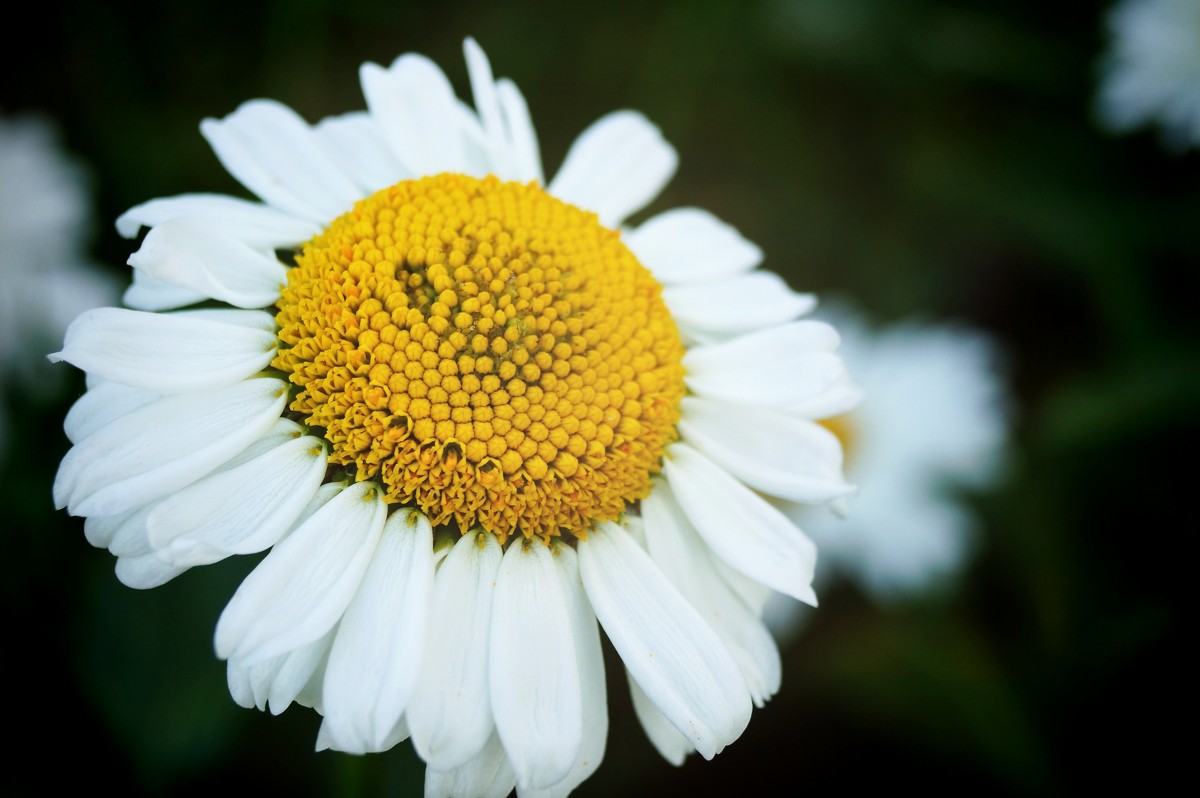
424 731 517 798
463 38 510 178
663 443 819 606
314 112 409 194
267 629 336 715
549 110 677 227
490 540 582 791
54 378 288 516
496 78 544 184
116 192 318 246
114 551 189 590
168 308 278 332
664 272 816 337
214 481 387 664
409 530 504 771
787 371 864 418
577 521 751 760
123 268 208 312
200 99 363 223
642 484 781 706
360 54 472 176
678 396 852 503
683 321 847 407
521 544 607 798
49 307 276 394
323 509 433 754
627 670 693 766
625 207 762 284
127 218 288 308
64 381 159 444
146 434 327 566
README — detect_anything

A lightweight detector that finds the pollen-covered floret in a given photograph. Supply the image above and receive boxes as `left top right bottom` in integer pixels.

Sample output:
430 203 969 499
272 174 685 542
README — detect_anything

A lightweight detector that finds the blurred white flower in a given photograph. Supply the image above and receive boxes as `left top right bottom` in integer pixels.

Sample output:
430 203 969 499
0 113 119 443
1096 0 1200 150
767 306 1010 638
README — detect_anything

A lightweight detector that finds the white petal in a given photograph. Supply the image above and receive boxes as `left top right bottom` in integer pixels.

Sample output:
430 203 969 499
123 269 208 312
627 670 692 766
49 307 276 393
490 540 582 791
409 530 504 771
360 54 472 176
127 218 288 308
214 481 386 664
64 381 159 444
83 511 130 549
114 551 189 589
323 509 433 754
663 443 818 605
520 544 607 798
268 630 335 715
54 378 288 516
463 38 510 178
200 99 363 223
664 272 815 336
116 192 318 246
314 112 409 193
577 521 751 760
642 483 781 706
227 652 283 710
625 207 762 284
788 371 864 419
683 321 847 407
168 308 278 332
549 110 677 227
425 731 516 798
497 79 543 184
678 396 852 503
147 434 327 566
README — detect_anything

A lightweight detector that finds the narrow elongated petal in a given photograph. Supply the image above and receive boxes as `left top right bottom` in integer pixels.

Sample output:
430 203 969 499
664 272 815 336
549 110 677 227
200 100 362 223
64 382 159 444
54 378 288 516
463 38 510 178
627 670 693 766
642 484 781 705
268 629 335 715
678 397 853 503
490 541 582 790
496 78 543 183
521 545 608 798
425 731 516 798
625 207 762 284
147 434 327 566
315 112 408 193
578 521 751 759
50 307 276 393
323 509 434 754
409 530 504 771
683 322 847 407
116 192 318 246
114 551 189 590
214 481 387 664
127 218 288 308
361 55 472 176
663 444 819 606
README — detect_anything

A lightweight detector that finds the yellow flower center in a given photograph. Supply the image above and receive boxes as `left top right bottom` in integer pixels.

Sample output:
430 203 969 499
272 174 685 543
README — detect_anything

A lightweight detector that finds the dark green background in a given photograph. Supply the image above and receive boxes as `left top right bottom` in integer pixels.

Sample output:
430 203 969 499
3 0 1192 794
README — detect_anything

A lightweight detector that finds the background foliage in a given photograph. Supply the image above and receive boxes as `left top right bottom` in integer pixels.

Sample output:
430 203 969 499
3 0 1192 794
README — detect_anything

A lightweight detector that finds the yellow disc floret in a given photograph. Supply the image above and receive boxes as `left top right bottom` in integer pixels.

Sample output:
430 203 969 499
273 174 685 543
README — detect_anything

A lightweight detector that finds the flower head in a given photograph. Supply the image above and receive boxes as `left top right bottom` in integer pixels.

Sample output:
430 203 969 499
52 39 856 796
1096 0 1200 150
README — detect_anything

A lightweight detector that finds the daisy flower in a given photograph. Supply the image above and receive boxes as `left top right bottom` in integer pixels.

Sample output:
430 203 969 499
51 39 857 797
1 113 118 451
774 306 1009 616
1095 0 1200 150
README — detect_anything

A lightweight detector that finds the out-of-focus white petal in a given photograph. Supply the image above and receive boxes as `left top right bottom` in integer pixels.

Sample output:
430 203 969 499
664 272 815 337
